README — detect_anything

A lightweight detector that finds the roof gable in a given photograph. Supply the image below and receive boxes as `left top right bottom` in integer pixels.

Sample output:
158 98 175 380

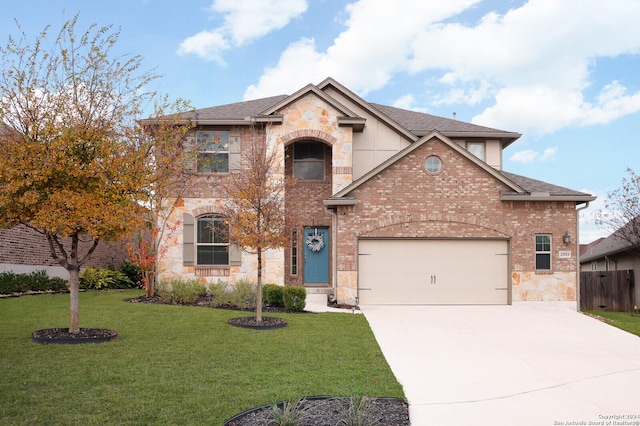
175 77 521 144
326 131 524 204
261 83 361 119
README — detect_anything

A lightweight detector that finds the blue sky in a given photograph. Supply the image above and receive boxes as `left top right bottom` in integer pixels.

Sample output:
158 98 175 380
2 0 639 243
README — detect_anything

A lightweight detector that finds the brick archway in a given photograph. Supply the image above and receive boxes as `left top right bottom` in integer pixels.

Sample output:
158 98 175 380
280 129 337 147
357 212 513 239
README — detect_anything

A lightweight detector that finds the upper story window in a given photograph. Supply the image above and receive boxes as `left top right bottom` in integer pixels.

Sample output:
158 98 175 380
197 131 229 173
196 215 229 265
535 234 551 270
424 156 442 173
467 142 485 161
294 141 325 180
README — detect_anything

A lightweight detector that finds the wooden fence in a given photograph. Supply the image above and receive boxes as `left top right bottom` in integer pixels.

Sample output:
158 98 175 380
580 270 635 311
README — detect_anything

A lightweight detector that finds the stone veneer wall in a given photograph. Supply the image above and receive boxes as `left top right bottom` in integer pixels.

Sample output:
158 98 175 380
271 94 355 287
156 196 285 286
333 137 578 304
157 126 286 286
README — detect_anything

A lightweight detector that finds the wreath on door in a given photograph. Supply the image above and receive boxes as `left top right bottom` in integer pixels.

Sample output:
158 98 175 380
306 233 325 252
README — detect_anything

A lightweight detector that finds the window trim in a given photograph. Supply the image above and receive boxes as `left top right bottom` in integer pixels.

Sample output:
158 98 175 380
424 156 442 174
196 131 230 173
535 234 552 271
466 142 485 161
291 228 298 275
196 215 229 266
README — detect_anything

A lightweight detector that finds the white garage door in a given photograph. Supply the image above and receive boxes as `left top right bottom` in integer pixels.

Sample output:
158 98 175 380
358 239 509 305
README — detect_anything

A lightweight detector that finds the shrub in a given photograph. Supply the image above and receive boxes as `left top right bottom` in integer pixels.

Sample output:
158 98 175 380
263 284 284 307
0 270 68 294
79 268 134 290
206 280 231 305
157 278 206 304
283 287 306 312
228 279 257 310
267 398 314 426
339 396 381 426
171 279 206 304
118 261 144 287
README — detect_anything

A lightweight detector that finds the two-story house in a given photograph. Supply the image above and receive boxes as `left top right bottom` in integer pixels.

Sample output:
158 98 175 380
157 78 595 306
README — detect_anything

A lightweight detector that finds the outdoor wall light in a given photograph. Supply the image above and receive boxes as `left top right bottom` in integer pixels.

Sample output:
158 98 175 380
563 231 571 245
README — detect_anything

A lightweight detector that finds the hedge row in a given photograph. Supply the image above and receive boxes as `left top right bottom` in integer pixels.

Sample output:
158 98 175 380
0 270 68 294
263 284 306 312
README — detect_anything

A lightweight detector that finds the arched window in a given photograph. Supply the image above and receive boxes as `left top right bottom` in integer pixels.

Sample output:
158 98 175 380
196 215 229 265
293 141 325 180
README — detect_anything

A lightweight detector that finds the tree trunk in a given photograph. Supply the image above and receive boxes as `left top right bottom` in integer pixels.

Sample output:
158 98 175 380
145 270 155 297
68 267 80 333
256 248 263 324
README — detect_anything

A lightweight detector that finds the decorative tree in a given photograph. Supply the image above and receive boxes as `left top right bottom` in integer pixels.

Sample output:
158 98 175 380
126 106 195 297
596 168 640 254
220 127 296 324
0 16 191 333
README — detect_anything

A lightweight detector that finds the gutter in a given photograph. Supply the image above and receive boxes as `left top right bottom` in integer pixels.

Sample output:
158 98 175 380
325 207 339 303
501 193 597 202
575 201 591 312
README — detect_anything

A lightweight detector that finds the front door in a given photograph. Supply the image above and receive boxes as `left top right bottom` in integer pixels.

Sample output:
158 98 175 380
303 227 329 285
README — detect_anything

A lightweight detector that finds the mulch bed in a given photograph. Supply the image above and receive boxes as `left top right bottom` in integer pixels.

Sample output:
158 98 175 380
125 294 293 312
227 316 288 330
31 327 117 344
225 397 409 426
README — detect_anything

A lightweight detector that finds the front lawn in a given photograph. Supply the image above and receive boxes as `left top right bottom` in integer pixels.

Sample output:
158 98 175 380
0 290 404 425
585 310 640 337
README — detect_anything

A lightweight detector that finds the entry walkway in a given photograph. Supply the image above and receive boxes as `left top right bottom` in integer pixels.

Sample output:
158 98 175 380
361 303 640 425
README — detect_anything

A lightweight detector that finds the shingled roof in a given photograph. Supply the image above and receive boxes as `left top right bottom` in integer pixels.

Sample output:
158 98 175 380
370 103 519 140
182 78 520 145
581 217 640 262
183 95 288 121
498 171 594 198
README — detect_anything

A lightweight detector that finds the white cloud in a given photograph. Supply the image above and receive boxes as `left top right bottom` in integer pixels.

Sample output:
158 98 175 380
510 149 539 164
178 0 307 62
510 146 558 164
540 147 557 162
244 0 479 99
392 94 429 113
178 30 228 64
245 0 640 135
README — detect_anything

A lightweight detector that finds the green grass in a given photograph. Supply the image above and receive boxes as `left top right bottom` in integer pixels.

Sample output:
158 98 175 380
585 310 640 337
0 290 404 425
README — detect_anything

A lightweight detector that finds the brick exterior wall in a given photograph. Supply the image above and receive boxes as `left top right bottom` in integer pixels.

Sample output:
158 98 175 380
0 224 130 277
332 137 578 303
284 143 333 287
157 93 581 305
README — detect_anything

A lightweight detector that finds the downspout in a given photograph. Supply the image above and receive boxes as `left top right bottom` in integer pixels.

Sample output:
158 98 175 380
576 202 590 312
326 206 338 303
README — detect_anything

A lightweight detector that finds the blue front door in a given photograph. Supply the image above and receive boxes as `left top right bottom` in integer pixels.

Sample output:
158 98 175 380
303 227 329 285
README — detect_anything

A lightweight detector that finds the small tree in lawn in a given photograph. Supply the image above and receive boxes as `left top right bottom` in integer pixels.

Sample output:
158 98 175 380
596 168 640 254
0 16 191 333
220 127 296 324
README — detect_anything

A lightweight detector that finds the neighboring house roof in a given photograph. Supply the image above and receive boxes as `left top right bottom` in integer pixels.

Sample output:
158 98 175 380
580 217 640 262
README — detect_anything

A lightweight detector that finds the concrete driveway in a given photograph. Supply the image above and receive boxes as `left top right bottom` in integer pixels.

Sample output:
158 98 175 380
360 302 640 425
